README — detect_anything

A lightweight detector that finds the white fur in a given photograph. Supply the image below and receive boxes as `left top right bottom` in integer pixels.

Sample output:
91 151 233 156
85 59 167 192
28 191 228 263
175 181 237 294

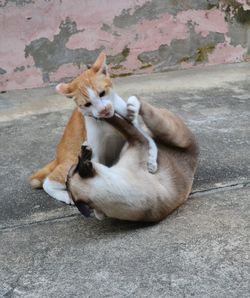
43 178 74 205
46 90 157 205
93 209 106 220
146 137 158 173
85 116 125 165
83 161 174 220
126 95 140 123
127 96 158 173
87 88 114 118
84 92 158 173
55 83 63 93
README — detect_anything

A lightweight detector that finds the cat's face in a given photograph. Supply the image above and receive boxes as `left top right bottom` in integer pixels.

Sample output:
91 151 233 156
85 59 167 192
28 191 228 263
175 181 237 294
56 53 114 118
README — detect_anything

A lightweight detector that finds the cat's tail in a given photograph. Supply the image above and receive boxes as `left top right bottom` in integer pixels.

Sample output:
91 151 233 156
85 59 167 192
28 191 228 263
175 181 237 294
29 160 58 189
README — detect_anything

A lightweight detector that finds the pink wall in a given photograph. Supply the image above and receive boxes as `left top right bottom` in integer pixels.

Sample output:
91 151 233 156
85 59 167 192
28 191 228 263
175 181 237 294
0 0 249 91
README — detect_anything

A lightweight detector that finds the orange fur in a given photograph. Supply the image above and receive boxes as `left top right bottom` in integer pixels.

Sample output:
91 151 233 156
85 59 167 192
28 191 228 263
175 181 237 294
56 53 112 109
30 53 115 189
30 108 86 187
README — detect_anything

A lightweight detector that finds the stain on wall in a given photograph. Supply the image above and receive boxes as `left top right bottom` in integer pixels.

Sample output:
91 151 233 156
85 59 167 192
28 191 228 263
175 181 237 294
0 0 249 91
0 0 34 8
0 67 7 75
25 17 103 82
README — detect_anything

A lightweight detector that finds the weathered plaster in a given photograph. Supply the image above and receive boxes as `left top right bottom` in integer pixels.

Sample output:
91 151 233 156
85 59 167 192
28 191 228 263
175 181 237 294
0 0 34 8
113 0 221 28
0 0 249 91
24 17 104 83
0 67 7 75
137 29 225 67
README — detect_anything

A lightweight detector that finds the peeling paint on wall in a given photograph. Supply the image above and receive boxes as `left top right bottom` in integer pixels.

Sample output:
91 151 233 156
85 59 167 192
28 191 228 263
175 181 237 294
138 28 225 69
25 17 103 83
113 0 221 28
0 68 7 75
0 0 34 8
0 0 249 91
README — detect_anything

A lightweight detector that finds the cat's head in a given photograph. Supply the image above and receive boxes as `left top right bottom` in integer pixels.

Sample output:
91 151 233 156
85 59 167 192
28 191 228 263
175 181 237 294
56 52 114 118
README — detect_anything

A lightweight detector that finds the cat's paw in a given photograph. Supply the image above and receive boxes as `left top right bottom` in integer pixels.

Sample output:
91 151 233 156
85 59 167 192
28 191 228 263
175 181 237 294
81 142 92 161
43 178 75 205
94 209 106 220
147 160 158 174
127 96 140 122
147 141 158 174
77 143 95 178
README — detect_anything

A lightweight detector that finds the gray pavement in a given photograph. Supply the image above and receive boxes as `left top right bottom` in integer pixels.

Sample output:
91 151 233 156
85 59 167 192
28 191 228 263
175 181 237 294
0 63 250 297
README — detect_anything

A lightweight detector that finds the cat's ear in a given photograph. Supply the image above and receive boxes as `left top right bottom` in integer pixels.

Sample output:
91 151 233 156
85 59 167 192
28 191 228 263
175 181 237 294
56 83 72 96
92 52 108 75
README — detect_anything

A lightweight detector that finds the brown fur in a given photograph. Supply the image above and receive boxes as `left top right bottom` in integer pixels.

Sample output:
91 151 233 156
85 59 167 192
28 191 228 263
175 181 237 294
67 99 199 222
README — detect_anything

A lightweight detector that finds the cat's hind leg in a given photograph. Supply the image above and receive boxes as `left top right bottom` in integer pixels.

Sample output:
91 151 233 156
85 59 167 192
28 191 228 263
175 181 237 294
43 162 75 205
29 159 58 189
139 98 197 152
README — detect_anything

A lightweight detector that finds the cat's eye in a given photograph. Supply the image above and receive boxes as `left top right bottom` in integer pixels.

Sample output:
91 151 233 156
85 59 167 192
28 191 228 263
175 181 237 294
84 102 92 107
99 91 105 97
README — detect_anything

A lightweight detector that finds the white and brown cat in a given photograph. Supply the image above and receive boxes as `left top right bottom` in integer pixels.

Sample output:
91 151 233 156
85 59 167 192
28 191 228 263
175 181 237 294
30 53 157 205
66 96 199 222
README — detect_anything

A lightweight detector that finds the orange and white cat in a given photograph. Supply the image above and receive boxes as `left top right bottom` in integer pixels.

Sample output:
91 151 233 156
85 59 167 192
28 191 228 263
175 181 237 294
30 53 157 205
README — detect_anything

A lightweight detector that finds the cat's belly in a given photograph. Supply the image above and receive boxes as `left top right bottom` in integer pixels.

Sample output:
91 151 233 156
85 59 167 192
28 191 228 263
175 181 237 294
85 116 125 166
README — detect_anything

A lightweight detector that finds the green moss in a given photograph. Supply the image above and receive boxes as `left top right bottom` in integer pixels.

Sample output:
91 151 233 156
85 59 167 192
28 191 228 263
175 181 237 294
101 23 111 32
110 72 133 78
222 0 241 10
195 45 215 63
207 3 219 10
234 7 250 24
121 47 130 58
111 65 124 70
222 0 250 25
139 63 152 69
107 47 130 65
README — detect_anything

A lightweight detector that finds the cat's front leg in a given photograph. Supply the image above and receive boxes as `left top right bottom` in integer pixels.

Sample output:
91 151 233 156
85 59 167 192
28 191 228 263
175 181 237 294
126 96 140 124
71 142 106 220
77 142 96 178
126 96 158 174
146 139 158 174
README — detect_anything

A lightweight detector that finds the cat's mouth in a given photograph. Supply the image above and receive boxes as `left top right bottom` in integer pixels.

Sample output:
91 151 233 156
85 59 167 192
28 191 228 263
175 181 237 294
99 111 114 118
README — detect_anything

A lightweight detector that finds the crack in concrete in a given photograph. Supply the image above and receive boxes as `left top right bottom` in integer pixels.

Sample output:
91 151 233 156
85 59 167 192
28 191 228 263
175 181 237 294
0 181 249 232
191 181 250 196
0 213 81 233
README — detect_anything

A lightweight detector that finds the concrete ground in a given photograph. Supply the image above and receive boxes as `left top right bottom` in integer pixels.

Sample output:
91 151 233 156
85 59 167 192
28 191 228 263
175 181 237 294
0 63 249 298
